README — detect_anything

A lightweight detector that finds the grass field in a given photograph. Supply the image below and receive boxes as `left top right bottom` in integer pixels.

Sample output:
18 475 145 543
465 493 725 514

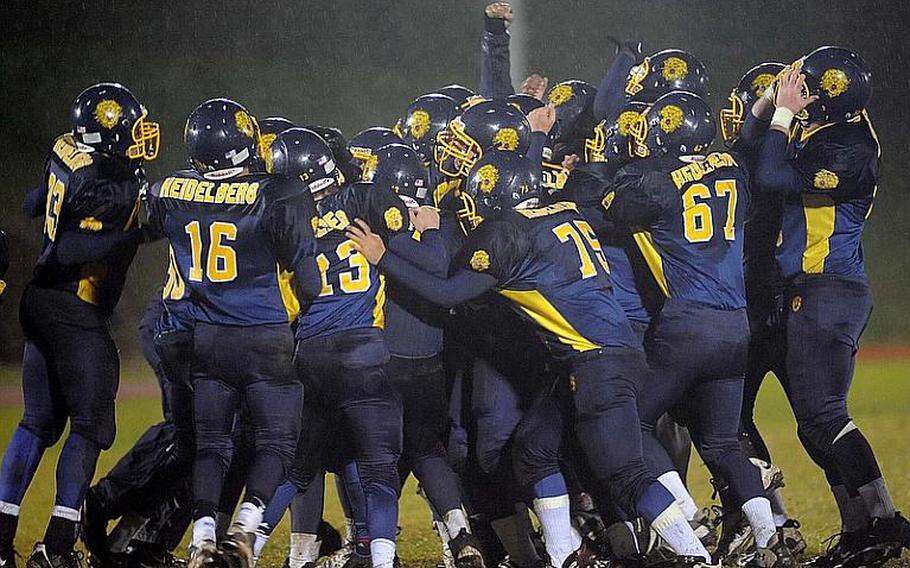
0 358 908 567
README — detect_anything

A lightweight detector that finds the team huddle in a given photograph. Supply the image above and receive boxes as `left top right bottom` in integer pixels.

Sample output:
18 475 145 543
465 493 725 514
2 4 909 568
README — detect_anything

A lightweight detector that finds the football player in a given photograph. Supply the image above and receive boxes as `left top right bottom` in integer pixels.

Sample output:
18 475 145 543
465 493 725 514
607 90 791 567
0 83 158 568
744 47 910 566
269 126 411 568
347 151 716 566
146 99 321 568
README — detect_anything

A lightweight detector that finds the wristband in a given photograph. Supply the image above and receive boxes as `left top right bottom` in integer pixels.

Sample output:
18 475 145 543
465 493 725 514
770 107 795 131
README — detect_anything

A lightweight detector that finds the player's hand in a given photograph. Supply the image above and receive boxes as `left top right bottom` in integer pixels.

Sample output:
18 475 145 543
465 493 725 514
346 219 386 265
775 67 818 115
528 105 557 134
485 2 513 26
520 73 549 101
606 36 642 58
410 206 441 233
562 154 580 171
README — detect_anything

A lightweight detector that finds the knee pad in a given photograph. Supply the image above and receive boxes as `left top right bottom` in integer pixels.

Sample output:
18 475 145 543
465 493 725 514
70 409 117 450
796 411 850 451
20 414 66 447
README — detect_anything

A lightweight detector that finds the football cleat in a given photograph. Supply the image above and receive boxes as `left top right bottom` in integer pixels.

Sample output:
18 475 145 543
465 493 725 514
777 520 806 558
25 544 84 568
186 541 217 568
834 512 910 567
338 542 371 568
748 459 785 495
744 534 795 568
559 539 597 568
690 509 717 549
319 540 354 568
219 526 256 568
448 529 486 568
711 507 754 563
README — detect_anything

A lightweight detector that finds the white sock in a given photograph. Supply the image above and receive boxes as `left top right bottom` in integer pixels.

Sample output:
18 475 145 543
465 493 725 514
370 537 396 568
650 503 710 561
433 519 455 568
657 471 698 521
0 501 20 516
832 485 870 533
491 511 541 566
289 532 320 568
254 524 271 557
235 501 265 533
50 505 81 522
443 509 470 538
193 516 217 547
858 478 896 519
741 497 776 549
532 495 582 568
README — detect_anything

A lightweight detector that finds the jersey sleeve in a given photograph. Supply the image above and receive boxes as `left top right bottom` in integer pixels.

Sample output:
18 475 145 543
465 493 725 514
607 165 675 227
479 17 514 99
367 183 411 241
455 219 528 285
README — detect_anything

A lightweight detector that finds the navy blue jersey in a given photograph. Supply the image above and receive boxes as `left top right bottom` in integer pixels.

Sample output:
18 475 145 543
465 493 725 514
775 114 879 280
296 182 410 341
610 152 750 310
458 201 638 357
148 169 319 326
32 134 143 314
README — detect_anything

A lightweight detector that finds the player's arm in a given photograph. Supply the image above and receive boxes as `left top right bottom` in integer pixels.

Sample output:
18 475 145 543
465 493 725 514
593 39 640 122
526 106 557 169
387 207 451 277
347 219 498 308
479 2 515 99
264 187 322 303
605 167 673 226
23 185 47 218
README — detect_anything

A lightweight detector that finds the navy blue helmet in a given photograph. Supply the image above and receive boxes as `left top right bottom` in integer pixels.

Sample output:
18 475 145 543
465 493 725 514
435 100 531 178
585 100 650 163
546 79 598 144
269 127 339 197
458 150 540 233
507 93 545 116
371 143 429 207
185 98 261 175
625 49 710 103
720 62 786 144
798 46 872 124
348 127 403 177
628 91 715 158
401 94 458 165
71 82 159 160
436 84 476 108
258 116 297 172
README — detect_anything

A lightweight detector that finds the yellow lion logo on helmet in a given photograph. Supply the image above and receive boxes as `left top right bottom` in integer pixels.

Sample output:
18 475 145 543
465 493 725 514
493 128 520 151
409 110 432 139
616 110 641 137
662 57 689 81
475 164 500 193
384 207 404 231
659 105 685 134
259 133 278 172
820 68 850 97
470 250 491 272
547 84 574 106
751 73 776 98
94 100 123 130
235 110 256 139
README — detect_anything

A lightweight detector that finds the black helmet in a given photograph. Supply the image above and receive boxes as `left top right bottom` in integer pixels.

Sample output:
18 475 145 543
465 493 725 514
71 82 159 160
625 49 710 103
585 100 650 163
457 150 540 233
402 94 459 165
347 127 402 178
628 91 715 158
719 62 785 144
258 116 297 172
798 46 872 124
546 80 598 143
185 98 260 177
269 127 339 196
435 100 531 178
371 143 429 207
436 84 476 108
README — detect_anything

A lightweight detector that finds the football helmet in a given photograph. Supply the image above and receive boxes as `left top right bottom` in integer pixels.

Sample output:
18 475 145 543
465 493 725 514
585 100 650 163
546 79 598 143
507 93 545 116
719 62 785 144
435 100 531 178
797 46 872 124
185 98 260 177
268 127 339 197
627 91 715 158
402 94 459 165
258 116 297 172
347 126 402 178
71 82 159 160
458 150 540 233
625 49 710 103
437 84 476 108
371 143 429 207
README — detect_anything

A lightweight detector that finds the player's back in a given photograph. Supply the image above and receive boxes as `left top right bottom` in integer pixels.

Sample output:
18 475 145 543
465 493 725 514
33 134 142 313
150 168 305 326
612 151 750 310
483 201 637 356
297 182 409 341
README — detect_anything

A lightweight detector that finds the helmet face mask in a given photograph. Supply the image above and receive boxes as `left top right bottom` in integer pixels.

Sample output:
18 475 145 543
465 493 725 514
719 92 745 145
584 120 607 163
435 118 483 178
127 107 160 161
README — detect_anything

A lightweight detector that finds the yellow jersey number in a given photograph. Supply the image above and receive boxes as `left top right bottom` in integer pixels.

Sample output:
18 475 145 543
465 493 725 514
553 220 610 278
682 179 738 243
316 240 371 296
184 220 238 283
44 172 66 241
